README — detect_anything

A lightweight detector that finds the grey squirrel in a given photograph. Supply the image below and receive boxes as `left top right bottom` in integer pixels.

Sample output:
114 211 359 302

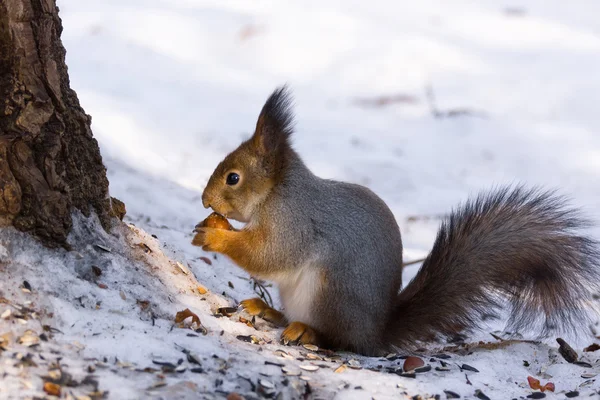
193 86 600 356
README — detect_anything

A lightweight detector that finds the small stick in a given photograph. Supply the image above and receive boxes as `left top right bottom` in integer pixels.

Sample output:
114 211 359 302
252 279 274 308
402 258 426 267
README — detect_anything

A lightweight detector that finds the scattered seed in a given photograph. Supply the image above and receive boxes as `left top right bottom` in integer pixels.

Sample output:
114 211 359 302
22 281 32 291
556 338 578 363
433 354 451 359
228 281 235 289
92 266 102 276
217 307 237 317
581 373 596 379
565 391 579 398
138 243 152 253
474 389 490 400
259 379 274 389
573 361 592 368
584 343 600 352
119 291 126 300
264 360 284 367
43 382 61 396
275 350 294 360
444 390 460 399
95 244 111 253
282 366 301 376
197 285 208 295
18 331 39 347
303 344 319 352
435 367 451 372
48 369 62 380
176 262 190 275
399 372 416 378
527 393 545 399
299 375 312 381
334 364 347 373
299 364 319 372
98 283 108 289
414 365 432 373
1 309 10 319
306 353 322 361
199 257 212 265
236 335 260 344
460 364 479 373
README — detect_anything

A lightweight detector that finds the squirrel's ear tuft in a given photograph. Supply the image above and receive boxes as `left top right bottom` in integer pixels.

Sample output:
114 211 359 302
252 85 294 154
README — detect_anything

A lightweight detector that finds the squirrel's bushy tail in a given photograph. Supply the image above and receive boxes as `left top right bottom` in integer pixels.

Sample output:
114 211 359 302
387 186 600 348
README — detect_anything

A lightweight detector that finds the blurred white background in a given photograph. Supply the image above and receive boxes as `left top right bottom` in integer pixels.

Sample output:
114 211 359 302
58 0 600 254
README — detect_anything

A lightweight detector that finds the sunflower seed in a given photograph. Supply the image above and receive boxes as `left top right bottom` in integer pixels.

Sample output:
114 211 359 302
281 366 301 376
299 364 319 372
259 379 274 389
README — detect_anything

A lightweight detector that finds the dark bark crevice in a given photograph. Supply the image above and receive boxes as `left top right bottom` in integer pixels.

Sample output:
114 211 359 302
0 0 117 248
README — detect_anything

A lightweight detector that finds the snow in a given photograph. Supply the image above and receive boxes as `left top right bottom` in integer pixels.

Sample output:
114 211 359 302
2 0 600 398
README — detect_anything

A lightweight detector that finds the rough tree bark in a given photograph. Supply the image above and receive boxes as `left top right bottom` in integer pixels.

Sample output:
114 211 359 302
0 0 123 248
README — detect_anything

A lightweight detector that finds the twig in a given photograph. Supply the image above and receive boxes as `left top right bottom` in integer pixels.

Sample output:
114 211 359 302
402 258 426 267
425 84 487 119
252 279 274 308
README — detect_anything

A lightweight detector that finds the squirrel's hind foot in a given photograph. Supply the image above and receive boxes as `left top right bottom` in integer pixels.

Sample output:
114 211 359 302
281 321 320 347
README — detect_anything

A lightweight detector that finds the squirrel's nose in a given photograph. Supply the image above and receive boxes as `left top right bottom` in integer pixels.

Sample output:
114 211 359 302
201 193 211 209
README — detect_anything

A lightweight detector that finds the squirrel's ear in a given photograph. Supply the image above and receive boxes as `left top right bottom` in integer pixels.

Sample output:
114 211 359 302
252 86 294 154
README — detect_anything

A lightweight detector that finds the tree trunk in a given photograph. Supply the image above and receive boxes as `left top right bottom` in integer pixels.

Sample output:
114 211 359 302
0 0 119 248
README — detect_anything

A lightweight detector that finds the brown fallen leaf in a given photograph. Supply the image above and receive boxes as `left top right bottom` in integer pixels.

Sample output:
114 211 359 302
584 343 600 352
43 382 61 396
543 382 555 392
175 308 201 327
528 376 555 393
527 376 541 391
403 356 425 372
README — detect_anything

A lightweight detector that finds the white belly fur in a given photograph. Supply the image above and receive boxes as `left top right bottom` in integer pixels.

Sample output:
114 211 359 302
273 264 322 325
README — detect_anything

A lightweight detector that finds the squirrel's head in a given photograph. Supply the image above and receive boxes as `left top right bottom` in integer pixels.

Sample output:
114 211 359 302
201 86 295 222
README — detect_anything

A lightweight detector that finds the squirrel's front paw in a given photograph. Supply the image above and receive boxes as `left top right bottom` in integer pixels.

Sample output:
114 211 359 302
241 298 287 327
191 227 221 252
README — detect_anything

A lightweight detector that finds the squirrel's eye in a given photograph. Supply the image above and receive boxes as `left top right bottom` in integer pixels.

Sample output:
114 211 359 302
226 172 240 186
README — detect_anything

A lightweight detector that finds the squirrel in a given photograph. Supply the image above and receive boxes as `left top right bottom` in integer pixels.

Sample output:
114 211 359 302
193 86 600 356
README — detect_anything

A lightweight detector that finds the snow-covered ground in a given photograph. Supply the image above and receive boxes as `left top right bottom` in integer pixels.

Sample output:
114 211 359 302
2 0 600 398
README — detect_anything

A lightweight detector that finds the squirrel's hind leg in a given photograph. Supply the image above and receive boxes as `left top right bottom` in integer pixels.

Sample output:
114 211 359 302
240 298 287 327
281 321 321 347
